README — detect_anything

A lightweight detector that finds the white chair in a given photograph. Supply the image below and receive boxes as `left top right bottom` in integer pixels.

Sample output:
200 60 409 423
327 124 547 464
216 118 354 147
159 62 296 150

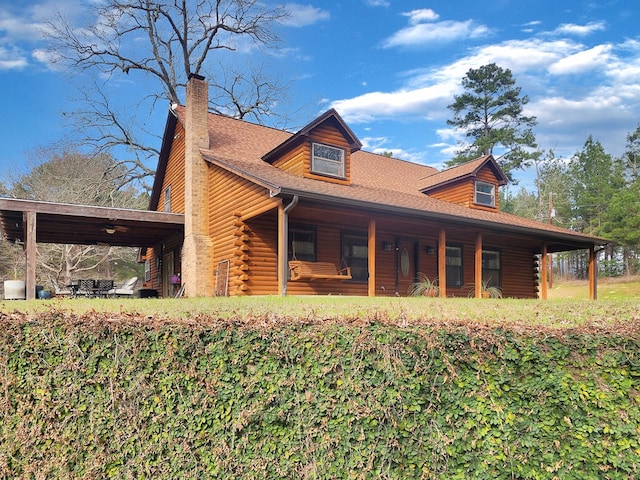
52 281 73 298
107 277 138 297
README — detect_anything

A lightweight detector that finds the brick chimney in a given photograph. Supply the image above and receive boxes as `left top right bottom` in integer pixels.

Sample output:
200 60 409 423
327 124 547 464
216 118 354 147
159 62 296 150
182 73 213 297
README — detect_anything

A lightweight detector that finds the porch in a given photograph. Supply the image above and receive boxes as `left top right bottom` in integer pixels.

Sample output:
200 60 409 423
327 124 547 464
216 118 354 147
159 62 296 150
225 198 599 299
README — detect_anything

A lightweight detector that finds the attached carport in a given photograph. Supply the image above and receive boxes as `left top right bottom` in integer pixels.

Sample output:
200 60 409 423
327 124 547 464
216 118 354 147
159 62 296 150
0 198 184 299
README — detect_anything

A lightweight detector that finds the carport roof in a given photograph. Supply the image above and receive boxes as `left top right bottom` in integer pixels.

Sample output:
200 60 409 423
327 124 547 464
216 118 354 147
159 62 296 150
0 198 184 247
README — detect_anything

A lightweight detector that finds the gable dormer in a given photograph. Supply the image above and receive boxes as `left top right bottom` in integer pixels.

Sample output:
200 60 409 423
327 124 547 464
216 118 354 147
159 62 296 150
420 155 508 211
262 109 362 186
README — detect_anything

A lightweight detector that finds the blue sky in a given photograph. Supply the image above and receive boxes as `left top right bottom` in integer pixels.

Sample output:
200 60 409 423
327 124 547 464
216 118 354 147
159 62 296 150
1 0 639 189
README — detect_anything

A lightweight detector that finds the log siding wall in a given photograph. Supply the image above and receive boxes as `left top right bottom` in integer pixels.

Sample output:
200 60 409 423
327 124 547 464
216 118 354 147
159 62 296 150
145 124 187 295
160 123 186 214
208 165 279 296
272 122 352 186
425 165 501 211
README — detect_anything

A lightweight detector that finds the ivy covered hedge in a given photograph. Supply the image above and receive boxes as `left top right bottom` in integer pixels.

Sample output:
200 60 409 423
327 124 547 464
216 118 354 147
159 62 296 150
1 311 639 479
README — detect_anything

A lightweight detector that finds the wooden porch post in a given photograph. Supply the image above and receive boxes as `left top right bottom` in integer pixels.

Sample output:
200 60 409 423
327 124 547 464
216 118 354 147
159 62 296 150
438 229 447 298
24 211 37 300
368 219 376 297
540 243 548 300
589 245 597 300
474 232 482 298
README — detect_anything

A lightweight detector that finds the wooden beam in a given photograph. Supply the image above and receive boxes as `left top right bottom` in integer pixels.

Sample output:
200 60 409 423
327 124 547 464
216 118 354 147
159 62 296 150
24 211 36 300
0 198 184 224
438 229 447 298
589 245 597 300
368 219 376 297
474 232 482 299
540 243 548 300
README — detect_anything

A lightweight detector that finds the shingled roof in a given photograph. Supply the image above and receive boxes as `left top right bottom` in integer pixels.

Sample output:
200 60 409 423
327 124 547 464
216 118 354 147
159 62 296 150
419 155 508 192
155 107 607 251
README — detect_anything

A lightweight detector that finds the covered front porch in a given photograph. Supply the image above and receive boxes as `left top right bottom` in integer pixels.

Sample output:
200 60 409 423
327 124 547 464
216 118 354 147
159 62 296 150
231 197 602 299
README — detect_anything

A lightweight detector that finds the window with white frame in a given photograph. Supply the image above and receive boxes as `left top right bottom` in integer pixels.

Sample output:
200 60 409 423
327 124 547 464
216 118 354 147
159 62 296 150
311 142 346 179
474 181 495 207
144 259 151 282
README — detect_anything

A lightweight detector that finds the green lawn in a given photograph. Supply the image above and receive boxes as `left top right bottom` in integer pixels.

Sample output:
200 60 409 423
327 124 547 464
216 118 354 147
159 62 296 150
549 275 640 300
1 281 638 329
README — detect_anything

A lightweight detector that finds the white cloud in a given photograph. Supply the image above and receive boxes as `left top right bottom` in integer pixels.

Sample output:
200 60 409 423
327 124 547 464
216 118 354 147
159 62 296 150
0 12 45 42
0 58 28 70
282 4 330 27
527 92 634 157
402 9 439 24
0 1 87 70
553 21 606 37
442 39 573 81
332 37 581 124
365 0 390 7
0 46 28 71
329 23 640 162
32 48 62 68
383 20 489 48
331 84 455 123
548 44 613 75
382 9 490 49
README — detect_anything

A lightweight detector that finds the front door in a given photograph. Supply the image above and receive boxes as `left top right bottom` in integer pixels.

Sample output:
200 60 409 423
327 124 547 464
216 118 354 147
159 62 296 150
396 239 417 296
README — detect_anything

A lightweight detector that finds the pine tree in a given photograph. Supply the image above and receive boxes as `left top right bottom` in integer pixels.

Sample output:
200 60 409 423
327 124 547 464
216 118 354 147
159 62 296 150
447 63 538 181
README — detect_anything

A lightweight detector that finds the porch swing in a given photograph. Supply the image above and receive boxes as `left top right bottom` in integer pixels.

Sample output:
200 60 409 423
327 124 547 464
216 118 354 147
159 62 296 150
288 235 352 282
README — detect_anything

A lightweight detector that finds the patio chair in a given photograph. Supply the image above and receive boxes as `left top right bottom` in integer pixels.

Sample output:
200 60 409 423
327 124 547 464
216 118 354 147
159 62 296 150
77 279 95 297
51 281 73 298
107 277 138 297
95 279 114 297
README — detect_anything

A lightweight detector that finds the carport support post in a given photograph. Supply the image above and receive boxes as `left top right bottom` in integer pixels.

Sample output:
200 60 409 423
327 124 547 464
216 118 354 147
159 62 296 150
24 211 36 300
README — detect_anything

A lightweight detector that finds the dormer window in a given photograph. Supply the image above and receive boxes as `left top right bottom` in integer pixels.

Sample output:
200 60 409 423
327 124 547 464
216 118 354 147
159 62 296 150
311 142 346 179
474 181 495 207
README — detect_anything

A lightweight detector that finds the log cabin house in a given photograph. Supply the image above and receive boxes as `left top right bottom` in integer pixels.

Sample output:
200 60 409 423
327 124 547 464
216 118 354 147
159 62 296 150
143 73 607 299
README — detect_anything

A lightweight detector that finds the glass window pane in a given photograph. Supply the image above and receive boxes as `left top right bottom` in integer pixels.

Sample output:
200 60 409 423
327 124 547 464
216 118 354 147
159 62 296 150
312 143 346 178
289 226 316 262
475 181 495 207
445 246 463 287
342 231 368 282
482 250 501 287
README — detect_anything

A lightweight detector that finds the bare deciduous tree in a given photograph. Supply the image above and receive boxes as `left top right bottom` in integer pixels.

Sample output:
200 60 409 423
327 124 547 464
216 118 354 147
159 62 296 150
45 0 289 189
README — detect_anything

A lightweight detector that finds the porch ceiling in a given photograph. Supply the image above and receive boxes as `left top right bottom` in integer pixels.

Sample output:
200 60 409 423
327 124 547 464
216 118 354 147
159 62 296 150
0 198 184 248
287 201 602 254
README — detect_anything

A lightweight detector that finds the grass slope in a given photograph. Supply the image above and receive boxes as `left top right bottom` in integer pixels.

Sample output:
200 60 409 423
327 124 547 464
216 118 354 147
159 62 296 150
549 275 640 301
